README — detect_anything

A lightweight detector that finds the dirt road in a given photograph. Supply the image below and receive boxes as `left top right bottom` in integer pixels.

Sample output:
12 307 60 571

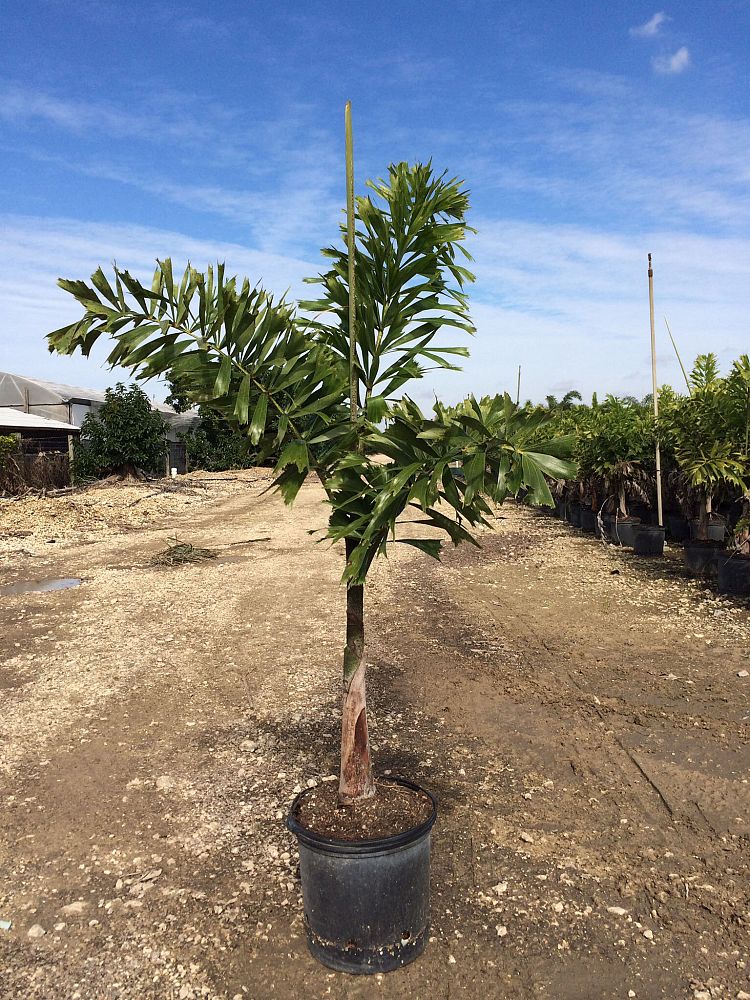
1 475 749 999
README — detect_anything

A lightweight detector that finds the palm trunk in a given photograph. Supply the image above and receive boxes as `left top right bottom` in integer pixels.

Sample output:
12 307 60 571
618 483 628 517
697 493 710 540
737 497 750 556
339 538 375 804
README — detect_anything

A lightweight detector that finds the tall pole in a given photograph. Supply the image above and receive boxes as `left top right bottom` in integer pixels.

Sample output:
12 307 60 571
516 365 521 405
648 253 664 528
345 101 357 423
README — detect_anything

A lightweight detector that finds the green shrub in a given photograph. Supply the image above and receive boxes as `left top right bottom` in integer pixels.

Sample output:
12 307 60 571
72 383 167 480
0 434 18 466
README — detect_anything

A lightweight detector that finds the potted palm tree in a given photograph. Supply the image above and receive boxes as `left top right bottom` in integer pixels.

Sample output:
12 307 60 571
47 134 573 973
717 356 750 594
577 397 654 547
660 356 747 576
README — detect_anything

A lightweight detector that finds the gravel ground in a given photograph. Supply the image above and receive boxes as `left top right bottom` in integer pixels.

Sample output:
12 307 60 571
1 478 749 999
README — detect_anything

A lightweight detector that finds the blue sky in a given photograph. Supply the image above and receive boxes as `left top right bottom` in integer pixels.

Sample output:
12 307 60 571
1 0 749 406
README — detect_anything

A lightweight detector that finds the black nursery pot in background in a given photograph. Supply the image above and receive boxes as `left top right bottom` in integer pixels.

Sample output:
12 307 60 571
689 518 726 543
717 552 750 596
602 511 617 542
684 540 724 576
579 507 597 533
633 524 665 556
613 516 641 548
667 513 690 542
569 503 582 528
287 778 437 975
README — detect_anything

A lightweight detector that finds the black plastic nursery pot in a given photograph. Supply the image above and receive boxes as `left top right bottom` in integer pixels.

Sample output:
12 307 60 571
555 499 567 520
568 503 582 528
287 778 438 975
689 518 726 543
613 516 641 548
717 552 750 596
579 507 597 533
667 513 690 542
633 524 665 556
601 512 617 542
684 540 724 576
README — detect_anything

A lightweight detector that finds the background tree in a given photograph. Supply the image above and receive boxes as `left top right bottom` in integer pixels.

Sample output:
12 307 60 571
72 383 167 481
166 377 260 472
574 397 655 517
48 161 574 806
543 389 582 412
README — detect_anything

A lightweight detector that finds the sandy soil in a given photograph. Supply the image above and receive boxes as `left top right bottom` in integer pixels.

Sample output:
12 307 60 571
1 475 749 1000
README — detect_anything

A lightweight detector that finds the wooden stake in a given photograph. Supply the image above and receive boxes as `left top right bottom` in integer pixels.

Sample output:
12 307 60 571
345 101 357 423
648 254 664 528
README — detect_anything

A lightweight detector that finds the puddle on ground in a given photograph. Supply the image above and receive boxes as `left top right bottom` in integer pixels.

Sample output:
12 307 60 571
1 578 82 596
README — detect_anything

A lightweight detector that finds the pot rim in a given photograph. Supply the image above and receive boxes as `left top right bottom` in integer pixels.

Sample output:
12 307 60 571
287 775 437 855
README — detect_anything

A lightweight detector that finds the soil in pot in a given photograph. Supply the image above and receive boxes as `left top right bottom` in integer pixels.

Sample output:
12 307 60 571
287 777 437 975
717 552 750 596
579 507 596 533
613 516 641 548
633 524 665 556
295 780 432 841
684 540 723 576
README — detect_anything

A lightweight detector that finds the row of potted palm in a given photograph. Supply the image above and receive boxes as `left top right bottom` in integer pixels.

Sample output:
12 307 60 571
659 354 750 588
540 357 750 595
545 395 661 550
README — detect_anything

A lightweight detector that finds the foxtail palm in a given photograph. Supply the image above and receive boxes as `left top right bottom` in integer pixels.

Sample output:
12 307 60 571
49 161 574 804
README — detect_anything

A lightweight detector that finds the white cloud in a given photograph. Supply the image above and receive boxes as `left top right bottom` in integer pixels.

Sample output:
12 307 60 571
652 46 691 75
57 159 342 257
630 12 669 38
464 83 750 232
1 212 748 408
0 85 216 148
2 64 749 408
424 218 750 405
0 215 317 397
0 83 340 183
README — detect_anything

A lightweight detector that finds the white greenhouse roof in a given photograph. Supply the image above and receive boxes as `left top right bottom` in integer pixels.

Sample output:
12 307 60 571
0 371 180 415
0 407 80 432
